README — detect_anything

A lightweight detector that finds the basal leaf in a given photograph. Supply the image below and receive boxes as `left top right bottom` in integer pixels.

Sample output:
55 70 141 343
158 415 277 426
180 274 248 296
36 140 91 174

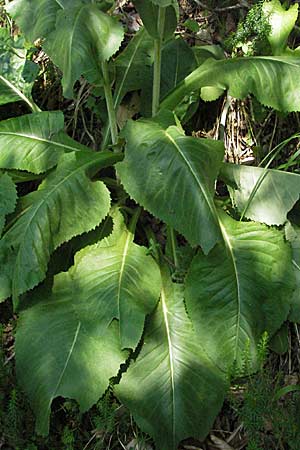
0 111 90 174
0 151 121 302
116 271 227 450
16 280 127 435
0 173 17 236
116 116 224 254
47 209 161 349
185 211 294 371
161 56 300 113
220 162 300 225
44 4 124 98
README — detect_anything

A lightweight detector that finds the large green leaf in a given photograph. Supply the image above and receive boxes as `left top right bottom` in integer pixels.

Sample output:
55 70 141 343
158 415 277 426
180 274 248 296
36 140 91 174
161 55 300 113
134 0 178 41
220 162 300 225
16 279 127 435
6 0 62 42
45 210 161 349
0 151 121 302
185 211 294 371
44 4 124 98
0 111 90 174
116 116 224 254
116 271 227 450
0 29 38 108
0 173 17 236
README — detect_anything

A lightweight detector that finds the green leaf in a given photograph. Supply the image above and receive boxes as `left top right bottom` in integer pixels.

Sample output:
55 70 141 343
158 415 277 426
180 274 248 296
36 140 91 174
0 111 91 174
6 0 62 42
0 151 121 302
161 55 300 113
220 162 300 225
49 209 161 349
0 173 17 236
44 4 124 98
285 222 300 323
262 0 299 55
0 29 37 107
134 0 178 40
269 322 289 355
185 211 294 371
116 271 227 450
16 280 127 435
116 116 225 254
114 28 154 109
183 19 200 33
160 37 197 100
192 44 225 66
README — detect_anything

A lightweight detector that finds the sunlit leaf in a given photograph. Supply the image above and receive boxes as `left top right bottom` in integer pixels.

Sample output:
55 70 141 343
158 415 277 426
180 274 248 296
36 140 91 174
185 211 294 371
117 270 227 450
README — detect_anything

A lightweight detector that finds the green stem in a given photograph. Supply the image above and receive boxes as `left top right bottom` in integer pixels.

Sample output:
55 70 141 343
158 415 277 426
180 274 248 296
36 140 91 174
101 60 118 146
152 7 165 117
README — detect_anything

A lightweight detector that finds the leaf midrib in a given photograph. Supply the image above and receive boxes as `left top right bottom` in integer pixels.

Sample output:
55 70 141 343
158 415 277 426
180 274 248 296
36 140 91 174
164 130 220 230
114 28 145 109
43 320 81 430
161 285 176 448
0 131 84 153
219 222 241 361
117 231 131 344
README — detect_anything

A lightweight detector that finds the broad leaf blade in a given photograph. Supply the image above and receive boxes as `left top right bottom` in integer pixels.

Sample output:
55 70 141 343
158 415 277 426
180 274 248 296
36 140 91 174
114 28 154 109
0 173 17 236
185 211 294 371
116 272 227 450
220 163 300 225
0 112 90 174
51 210 161 349
16 279 127 435
44 4 124 98
162 56 300 113
160 37 197 100
0 151 121 301
6 0 62 42
134 0 178 40
116 117 224 253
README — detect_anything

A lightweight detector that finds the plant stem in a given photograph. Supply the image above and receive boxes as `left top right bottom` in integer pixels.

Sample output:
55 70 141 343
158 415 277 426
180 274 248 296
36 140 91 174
101 60 118 146
152 7 166 117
